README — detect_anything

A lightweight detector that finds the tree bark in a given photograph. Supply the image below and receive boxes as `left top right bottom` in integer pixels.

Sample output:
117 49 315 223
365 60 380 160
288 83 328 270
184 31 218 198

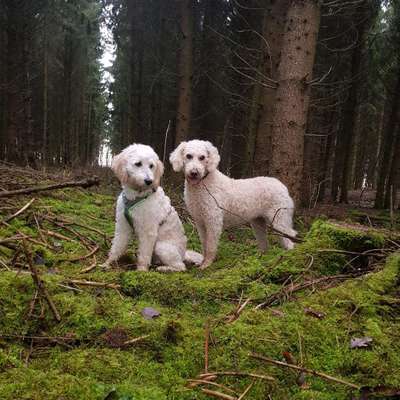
175 0 193 145
253 0 290 176
375 67 400 208
269 0 321 205
384 125 400 208
338 17 368 203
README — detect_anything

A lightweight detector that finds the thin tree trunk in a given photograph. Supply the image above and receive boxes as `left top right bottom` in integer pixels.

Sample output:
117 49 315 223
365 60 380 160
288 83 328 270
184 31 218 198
175 0 193 145
253 0 289 176
375 67 400 208
339 17 367 203
269 0 321 205
384 125 400 208
42 15 48 165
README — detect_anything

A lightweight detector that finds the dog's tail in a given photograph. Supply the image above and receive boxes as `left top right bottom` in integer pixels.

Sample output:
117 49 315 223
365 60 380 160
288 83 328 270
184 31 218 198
184 250 203 266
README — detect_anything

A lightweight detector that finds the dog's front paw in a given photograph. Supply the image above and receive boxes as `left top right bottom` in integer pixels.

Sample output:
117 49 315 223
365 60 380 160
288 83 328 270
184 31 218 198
199 261 212 270
136 265 149 272
157 265 186 273
101 261 112 270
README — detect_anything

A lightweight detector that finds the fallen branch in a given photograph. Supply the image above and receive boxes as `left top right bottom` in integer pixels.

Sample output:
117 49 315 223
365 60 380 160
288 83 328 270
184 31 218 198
68 279 121 290
47 215 109 245
0 177 99 198
60 246 99 263
0 334 75 342
23 242 61 322
205 320 210 373
3 198 35 223
187 380 239 395
44 230 77 242
250 352 359 389
79 257 98 273
237 381 255 400
255 272 363 309
123 334 150 346
225 297 251 324
201 389 236 400
199 371 275 382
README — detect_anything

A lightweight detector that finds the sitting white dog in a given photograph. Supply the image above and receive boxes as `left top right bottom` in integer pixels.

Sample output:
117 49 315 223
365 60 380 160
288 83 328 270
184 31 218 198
104 143 202 272
170 140 297 269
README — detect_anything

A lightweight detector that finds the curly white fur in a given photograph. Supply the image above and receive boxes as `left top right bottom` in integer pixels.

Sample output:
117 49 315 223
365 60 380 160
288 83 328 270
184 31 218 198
170 140 297 269
104 143 203 272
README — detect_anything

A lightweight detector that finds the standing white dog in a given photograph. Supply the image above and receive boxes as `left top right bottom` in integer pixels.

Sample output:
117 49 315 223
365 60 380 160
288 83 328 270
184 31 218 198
170 140 297 269
104 143 202 272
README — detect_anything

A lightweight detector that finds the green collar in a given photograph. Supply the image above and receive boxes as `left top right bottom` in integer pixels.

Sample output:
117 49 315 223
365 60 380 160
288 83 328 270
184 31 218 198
122 189 154 228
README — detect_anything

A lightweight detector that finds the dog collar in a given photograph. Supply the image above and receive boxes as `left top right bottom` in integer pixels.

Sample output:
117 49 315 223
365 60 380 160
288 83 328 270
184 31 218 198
122 189 155 228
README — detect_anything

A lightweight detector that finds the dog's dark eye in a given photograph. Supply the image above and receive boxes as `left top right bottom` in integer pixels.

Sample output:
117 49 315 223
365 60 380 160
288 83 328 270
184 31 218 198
199 155 205 161
186 154 193 160
149 164 154 169
135 162 142 167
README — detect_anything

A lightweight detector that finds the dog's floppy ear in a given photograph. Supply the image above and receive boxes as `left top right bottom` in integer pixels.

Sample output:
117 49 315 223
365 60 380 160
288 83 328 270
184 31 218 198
153 160 164 187
205 141 220 172
111 151 129 184
169 142 187 172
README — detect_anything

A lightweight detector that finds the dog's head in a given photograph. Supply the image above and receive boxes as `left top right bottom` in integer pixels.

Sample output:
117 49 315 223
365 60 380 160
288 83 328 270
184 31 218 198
169 140 220 185
111 144 164 191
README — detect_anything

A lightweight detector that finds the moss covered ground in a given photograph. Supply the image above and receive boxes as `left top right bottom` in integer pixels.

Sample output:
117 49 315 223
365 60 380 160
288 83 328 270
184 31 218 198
0 187 399 399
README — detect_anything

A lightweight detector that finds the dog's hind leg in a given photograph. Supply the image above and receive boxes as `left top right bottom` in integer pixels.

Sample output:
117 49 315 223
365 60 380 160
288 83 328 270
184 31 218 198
250 217 268 253
269 208 297 250
155 242 186 272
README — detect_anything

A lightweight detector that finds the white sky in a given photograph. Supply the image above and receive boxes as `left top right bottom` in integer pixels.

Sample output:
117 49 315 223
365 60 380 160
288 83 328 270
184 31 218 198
98 6 115 167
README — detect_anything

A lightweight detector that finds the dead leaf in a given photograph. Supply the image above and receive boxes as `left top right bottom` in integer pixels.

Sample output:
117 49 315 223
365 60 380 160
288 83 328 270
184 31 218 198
141 307 161 320
282 351 297 365
270 309 285 317
296 372 309 389
350 337 373 349
304 307 326 319
103 327 129 348
358 385 400 399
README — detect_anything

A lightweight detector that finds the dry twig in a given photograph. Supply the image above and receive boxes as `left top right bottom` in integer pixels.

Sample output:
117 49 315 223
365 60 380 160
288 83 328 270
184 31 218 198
237 380 255 400
68 279 121 289
3 198 35 223
201 388 236 400
187 379 239 395
199 371 275 382
250 352 359 389
23 241 61 322
123 334 150 346
0 177 99 198
225 297 251 324
255 272 363 309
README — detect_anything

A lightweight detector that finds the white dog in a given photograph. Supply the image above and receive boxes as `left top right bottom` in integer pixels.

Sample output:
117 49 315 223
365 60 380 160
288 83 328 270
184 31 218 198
170 140 297 269
104 143 203 272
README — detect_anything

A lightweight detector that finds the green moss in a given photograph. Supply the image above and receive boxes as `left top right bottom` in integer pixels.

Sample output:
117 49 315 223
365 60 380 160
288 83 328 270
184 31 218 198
1 191 400 399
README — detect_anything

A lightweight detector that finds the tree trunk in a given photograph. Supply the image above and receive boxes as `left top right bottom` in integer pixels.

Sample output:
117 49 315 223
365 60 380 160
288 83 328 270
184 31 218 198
375 68 400 208
175 0 193 145
42 15 48 165
253 0 290 176
269 0 321 205
338 17 367 203
384 125 400 208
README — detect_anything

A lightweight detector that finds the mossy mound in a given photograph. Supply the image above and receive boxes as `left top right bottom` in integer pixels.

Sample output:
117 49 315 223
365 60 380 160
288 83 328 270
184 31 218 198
0 190 399 399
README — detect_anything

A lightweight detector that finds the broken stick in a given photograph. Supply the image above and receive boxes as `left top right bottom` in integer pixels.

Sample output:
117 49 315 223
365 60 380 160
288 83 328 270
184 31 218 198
0 177 99 198
4 198 35 223
250 352 359 389
23 242 61 322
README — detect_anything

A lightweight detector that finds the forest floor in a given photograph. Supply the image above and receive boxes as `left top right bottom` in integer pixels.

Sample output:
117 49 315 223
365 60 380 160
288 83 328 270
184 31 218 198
0 164 399 400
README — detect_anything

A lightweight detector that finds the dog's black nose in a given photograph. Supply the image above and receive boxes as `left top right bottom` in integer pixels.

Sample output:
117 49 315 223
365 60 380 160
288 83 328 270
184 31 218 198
144 179 153 186
190 171 198 178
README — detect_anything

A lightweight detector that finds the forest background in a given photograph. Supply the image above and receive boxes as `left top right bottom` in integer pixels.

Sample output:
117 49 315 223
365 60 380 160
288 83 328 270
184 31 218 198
0 0 399 208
